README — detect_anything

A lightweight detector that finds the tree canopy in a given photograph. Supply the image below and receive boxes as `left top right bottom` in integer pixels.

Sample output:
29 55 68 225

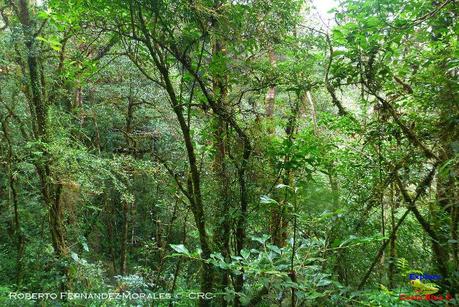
0 0 458 306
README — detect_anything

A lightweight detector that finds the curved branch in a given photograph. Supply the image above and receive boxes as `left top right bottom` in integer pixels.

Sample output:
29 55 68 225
325 33 348 116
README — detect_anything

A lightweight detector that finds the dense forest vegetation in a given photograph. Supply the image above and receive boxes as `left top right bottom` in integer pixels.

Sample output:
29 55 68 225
0 0 458 306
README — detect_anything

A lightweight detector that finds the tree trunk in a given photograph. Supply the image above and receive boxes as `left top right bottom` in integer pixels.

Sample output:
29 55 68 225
120 200 129 275
265 49 276 117
396 172 451 291
131 12 214 298
17 0 67 259
271 97 299 247
211 35 231 304
234 142 251 307
212 117 231 305
106 194 117 274
1 119 25 287
388 183 397 289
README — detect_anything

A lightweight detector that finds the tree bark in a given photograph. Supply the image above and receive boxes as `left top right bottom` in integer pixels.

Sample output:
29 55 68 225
17 0 67 258
359 165 437 289
388 183 397 289
265 49 276 118
105 194 117 274
130 3 214 300
395 168 452 291
1 118 25 287
120 198 129 275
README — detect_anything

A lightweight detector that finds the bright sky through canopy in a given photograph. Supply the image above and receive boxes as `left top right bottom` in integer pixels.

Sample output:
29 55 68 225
311 0 337 25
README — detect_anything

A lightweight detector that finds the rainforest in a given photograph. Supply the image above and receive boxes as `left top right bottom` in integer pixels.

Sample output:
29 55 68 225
0 0 458 306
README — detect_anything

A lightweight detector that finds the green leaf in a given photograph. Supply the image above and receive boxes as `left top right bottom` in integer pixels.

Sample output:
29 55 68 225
267 244 282 254
366 16 380 27
252 234 271 245
71 252 79 261
170 244 190 255
317 279 332 287
241 249 250 259
260 195 278 205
